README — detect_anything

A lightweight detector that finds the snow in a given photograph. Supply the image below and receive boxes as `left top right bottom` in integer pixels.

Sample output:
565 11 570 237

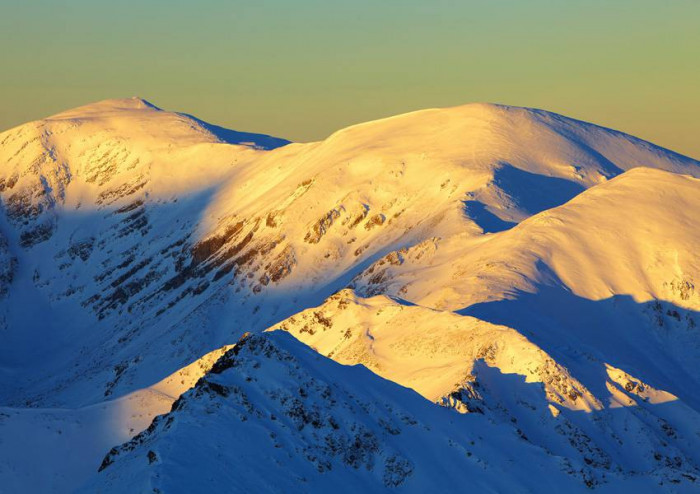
0 98 699 491
0 344 230 493
271 289 700 487
83 332 590 493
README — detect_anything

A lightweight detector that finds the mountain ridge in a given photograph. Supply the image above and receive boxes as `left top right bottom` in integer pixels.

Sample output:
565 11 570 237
1 99 699 492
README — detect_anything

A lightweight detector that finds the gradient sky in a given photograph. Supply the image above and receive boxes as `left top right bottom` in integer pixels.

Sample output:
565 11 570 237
2 0 699 158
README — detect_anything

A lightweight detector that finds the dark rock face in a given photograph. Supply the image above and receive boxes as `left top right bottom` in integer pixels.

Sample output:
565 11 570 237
0 234 17 297
305 208 342 244
19 222 55 248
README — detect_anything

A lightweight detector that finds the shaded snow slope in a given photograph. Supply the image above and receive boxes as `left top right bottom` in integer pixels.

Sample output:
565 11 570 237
0 345 230 493
1 99 699 492
349 169 700 401
86 332 590 493
350 167 700 309
273 289 700 487
0 100 696 409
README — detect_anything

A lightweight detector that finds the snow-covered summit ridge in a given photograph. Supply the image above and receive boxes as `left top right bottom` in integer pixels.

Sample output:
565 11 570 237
86 331 588 493
35 96 291 150
0 97 697 406
323 101 697 178
1 98 700 492
48 97 162 118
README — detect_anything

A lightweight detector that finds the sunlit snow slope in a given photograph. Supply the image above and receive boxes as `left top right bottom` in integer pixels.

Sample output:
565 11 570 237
1 98 699 492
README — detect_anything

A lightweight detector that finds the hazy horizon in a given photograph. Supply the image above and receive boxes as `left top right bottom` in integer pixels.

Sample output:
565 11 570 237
2 0 699 159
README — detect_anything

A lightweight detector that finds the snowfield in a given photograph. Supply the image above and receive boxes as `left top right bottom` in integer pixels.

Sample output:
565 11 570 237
0 98 699 492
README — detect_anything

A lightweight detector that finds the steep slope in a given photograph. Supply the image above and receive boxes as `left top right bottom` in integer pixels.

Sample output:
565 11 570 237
1 100 697 408
277 169 700 487
86 332 592 493
349 169 700 394
0 98 293 407
274 289 700 487
195 103 699 296
351 167 700 309
1 99 700 492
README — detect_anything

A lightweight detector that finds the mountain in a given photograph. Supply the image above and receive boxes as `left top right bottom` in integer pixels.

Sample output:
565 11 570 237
85 332 588 493
0 98 699 492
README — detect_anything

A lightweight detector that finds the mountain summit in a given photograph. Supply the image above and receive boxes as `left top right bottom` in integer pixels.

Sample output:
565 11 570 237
1 100 699 492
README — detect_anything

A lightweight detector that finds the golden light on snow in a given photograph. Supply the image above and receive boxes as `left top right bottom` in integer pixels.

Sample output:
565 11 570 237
3 3 700 158
2 95 699 491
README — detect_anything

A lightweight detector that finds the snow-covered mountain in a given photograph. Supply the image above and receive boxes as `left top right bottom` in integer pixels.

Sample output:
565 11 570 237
86 331 590 493
1 98 699 492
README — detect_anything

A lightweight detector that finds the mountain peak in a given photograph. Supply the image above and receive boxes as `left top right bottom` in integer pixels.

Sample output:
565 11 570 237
48 97 161 120
2 97 700 492
117 96 160 111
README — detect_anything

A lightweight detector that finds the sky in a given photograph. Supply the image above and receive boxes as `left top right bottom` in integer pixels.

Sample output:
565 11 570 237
1 0 699 158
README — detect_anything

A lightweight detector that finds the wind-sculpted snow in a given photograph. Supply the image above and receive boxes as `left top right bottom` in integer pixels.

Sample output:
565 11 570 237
0 98 699 492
